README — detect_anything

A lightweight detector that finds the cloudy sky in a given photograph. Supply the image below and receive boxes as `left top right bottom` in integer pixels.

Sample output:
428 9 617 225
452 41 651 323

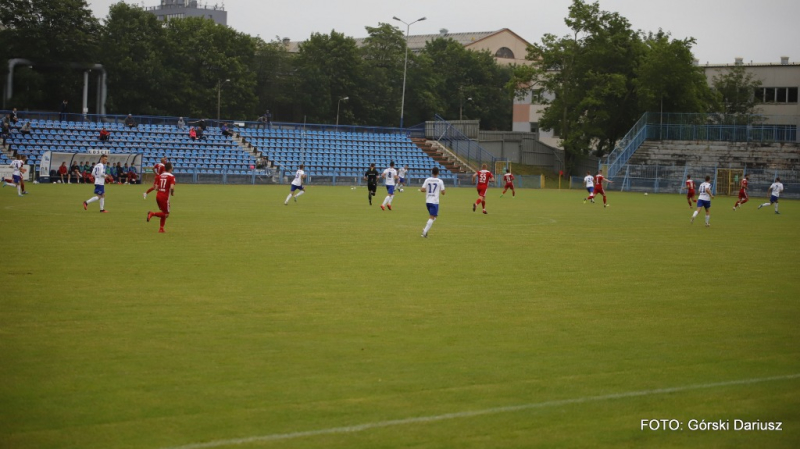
87 0 799 65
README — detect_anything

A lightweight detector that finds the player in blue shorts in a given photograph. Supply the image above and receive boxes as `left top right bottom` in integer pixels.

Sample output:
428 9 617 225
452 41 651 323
83 154 109 212
691 175 714 227
420 167 446 238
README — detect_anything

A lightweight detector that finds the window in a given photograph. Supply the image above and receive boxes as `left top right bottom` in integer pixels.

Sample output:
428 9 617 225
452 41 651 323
495 47 514 59
757 86 798 104
530 89 544 104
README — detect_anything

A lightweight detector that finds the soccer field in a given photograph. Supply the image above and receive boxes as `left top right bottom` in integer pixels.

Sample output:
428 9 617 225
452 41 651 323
1 183 799 449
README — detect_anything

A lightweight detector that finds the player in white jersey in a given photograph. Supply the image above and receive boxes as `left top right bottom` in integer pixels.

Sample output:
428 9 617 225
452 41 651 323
583 171 595 203
758 177 784 214
4 155 26 196
83 154 109 213
397 165 408 192
284 164 306 205
420 167 446 238
380 161 398 211
691 175 714 226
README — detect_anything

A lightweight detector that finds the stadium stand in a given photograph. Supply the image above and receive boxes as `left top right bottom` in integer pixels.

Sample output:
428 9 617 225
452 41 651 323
237 128 457 182
4 119 257 177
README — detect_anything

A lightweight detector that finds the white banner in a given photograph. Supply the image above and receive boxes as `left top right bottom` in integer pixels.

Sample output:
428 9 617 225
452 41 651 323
0 165 32 181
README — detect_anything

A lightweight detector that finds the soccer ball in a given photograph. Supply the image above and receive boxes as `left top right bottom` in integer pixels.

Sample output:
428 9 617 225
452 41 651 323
644 192 648 196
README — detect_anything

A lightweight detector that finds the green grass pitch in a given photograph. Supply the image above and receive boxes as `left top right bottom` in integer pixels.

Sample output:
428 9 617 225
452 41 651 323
1 182 798 449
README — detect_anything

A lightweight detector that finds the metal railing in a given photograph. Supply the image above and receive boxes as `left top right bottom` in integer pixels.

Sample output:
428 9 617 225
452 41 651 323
430 114 497 172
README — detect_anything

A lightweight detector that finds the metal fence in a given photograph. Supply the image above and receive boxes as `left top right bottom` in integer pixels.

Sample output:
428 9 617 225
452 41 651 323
591 163 799 199
428 114 498 171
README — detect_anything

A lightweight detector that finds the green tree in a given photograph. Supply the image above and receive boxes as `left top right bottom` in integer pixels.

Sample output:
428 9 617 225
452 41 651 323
252 38 298 122
0 0 100 110
294 31 364 124
712 65 762 115
99 2 170 115
636 30 717 114
360 23 406 127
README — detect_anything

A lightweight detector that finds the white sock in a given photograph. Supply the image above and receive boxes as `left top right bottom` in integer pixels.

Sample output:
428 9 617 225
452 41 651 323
388 195 394 205
17 186 22 195
705 214 710 224
692 211 698 218
285 193 292 204
86 196 99 204
775 204 779 212
99 198 105 210
382 196 389 206
294 190 304 198
761 203 770 207
423 218 435 234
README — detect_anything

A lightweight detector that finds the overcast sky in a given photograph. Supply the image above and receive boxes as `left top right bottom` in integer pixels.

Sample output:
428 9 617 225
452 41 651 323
88 0 799 65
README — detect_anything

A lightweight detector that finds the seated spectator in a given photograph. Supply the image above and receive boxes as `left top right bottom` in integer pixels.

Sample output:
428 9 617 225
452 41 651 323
127 165 138 184
124 114 136 128
19 120 32 135
107 163 117 182
195 126 205 140
189 127 197 140
99 127 110 141
70 162 83 183
221 123 232 137
58 162 68 183
82 161 93 183
10 108 19 124
117 162 127 184
177 117 185 130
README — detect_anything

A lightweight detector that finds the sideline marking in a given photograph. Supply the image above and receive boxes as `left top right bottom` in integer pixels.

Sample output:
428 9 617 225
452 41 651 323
162 373 800 449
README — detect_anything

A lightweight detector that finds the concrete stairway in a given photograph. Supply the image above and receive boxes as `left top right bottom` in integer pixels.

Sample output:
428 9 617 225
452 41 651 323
411 138 471 174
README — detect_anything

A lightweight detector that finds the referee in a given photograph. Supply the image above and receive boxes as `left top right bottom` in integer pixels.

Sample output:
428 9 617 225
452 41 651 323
364 163 379 205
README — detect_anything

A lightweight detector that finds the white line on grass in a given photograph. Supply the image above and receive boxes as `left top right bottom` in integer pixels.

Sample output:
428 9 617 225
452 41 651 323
161 373 800 449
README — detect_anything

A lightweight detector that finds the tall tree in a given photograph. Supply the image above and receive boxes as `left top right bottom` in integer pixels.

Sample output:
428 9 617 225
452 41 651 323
360 23 406 127
294 31 364 124
252 38 298 122
0 0 100 110
712 65 762 115
636 30 717 114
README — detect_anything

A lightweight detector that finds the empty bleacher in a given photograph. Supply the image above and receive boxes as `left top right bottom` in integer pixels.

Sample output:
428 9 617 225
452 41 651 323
238 128 456 181
5 120 257 176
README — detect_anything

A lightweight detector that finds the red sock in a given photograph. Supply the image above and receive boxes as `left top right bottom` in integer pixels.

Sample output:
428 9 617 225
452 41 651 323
502 188 508 194
603 195 607 204
146 187 155 194
512 189 515 196
740 198 748 205
152 211 165 218
160 216 166 228
481 200 486 209
475 198 482 205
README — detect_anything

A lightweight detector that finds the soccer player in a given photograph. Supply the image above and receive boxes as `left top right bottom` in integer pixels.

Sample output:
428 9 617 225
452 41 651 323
83 154 109 213
685 174 697 208
472 163 494 214
733 174 750 210
4 155 26 196
583 171 594 203
587 169 613 207
364 163 379 205
143 157 168 199
380 161 398 211
284 164 306 205
420 167 446 238
758 177 784 214
500 168 515 197
397 165 409 192
147 162 176 233
691 175 714 227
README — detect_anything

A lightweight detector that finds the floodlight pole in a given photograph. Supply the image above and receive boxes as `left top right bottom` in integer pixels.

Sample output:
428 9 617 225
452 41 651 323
217 78 230 121
336 96 349 126
393 16 426 129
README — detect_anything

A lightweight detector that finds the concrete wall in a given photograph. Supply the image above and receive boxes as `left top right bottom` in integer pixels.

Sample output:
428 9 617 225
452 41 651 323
703 61 800 116
465 29 533 66
630 141 800 169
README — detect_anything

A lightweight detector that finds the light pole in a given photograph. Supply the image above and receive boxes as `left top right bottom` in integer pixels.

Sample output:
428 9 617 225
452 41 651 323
217 78 230 121
393 15 426 129
336 96 349 126
459 90 472 121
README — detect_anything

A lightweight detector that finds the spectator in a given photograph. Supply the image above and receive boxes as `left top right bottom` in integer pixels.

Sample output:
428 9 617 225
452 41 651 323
195 126 205 140
58 162 69 183
117 162 127 184
107 162 117 182
221 122 232 137
124 114 136 128
189 127 197 140
20 120 32 135
99 127 110 141
127 165 138 184
60 99 69 121
10 108 19 124
82 161 93 183
197 119 207 131
1 116 10 144
265 110 272 129
177 117 185 130
70 162 83 183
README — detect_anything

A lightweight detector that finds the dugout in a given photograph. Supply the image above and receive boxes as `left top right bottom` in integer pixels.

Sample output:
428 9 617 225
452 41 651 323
38 150 142 183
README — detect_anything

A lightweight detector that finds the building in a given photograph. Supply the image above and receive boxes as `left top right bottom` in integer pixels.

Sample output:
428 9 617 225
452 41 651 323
284 28 532 66
146 0 227 25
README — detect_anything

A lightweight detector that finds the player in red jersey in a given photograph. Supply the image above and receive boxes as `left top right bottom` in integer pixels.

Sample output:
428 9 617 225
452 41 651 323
587 169 613 207
733 174 750 210
472 164 494 214
143 157 168 199
500 168 515 197
147 162 176 233
685 174 697 208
